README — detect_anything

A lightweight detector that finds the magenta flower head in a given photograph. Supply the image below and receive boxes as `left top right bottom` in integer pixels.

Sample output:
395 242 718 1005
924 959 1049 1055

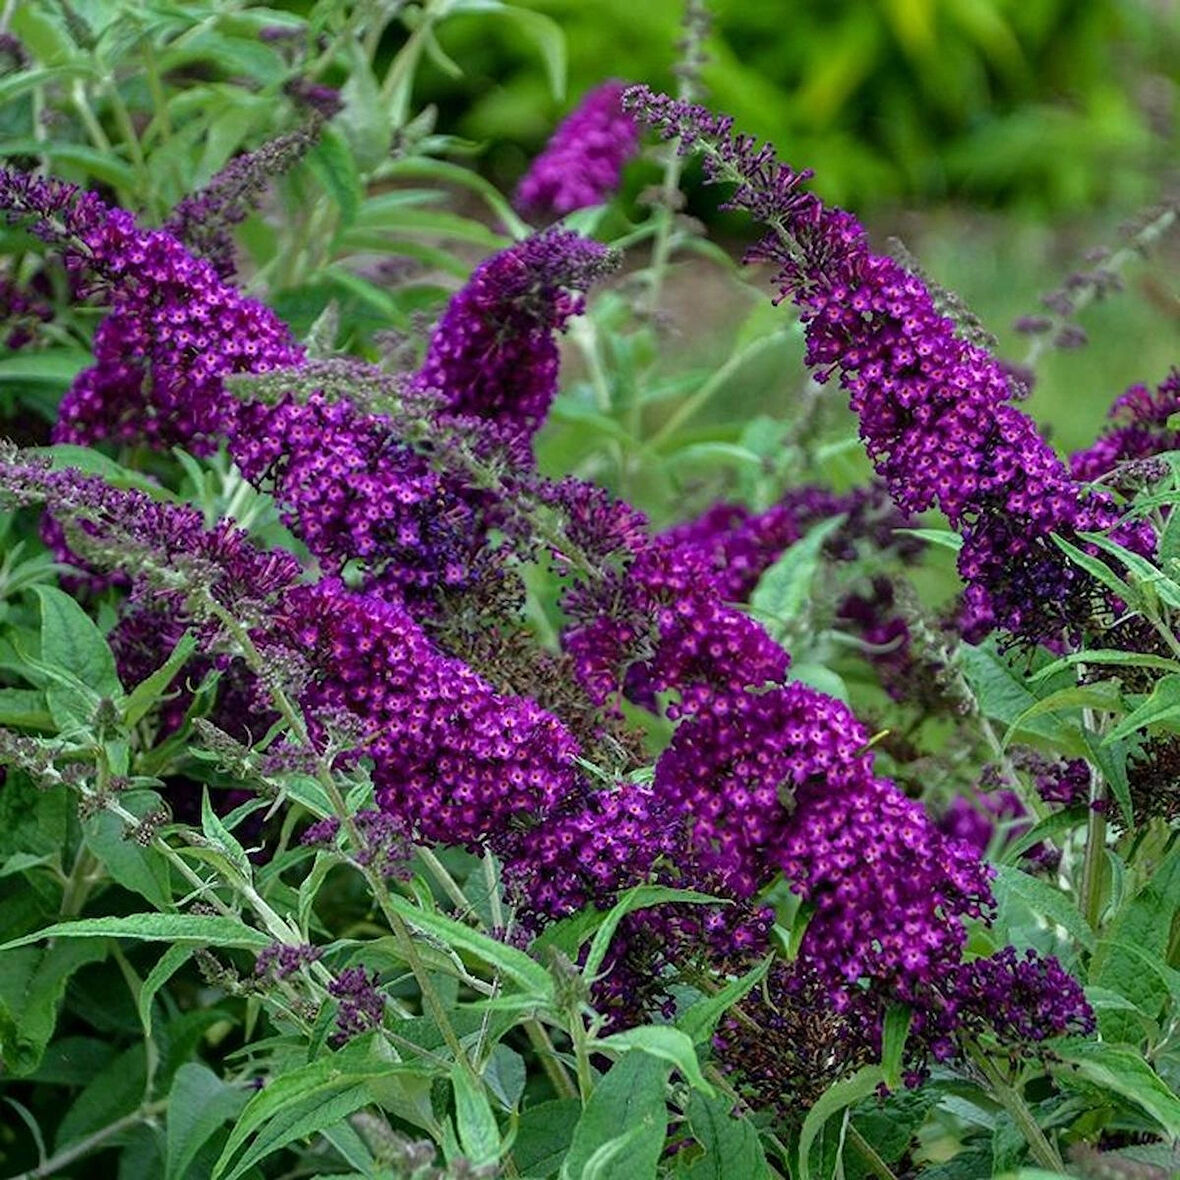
413 229 617 450
515 81 640 220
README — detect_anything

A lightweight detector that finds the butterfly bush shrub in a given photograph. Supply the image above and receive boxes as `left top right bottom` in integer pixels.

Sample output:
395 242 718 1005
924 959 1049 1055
0 4 1177 1180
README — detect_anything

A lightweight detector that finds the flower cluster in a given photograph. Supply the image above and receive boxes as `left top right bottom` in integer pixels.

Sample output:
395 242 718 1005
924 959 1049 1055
515 81 640 219
0 169 303 453
1070 369 1180 486
413 229 617 452
233 389 484 607
949 947 1095 1047
255 942 323 981
0 268 53 350
327 965 385 1043
623 87 1133 645
279 579 581 851
563 540 790 717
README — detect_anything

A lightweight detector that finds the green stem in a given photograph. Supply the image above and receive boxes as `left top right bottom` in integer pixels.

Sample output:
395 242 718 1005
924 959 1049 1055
9 1099 168 1180
524 1019 579 1101
968 1043 1064 1173
1080 703 1109 929
569 1010 595 1104
58 845 100 918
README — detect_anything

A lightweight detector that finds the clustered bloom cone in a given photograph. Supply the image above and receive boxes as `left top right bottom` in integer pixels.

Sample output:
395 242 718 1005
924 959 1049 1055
623 85 1152 646
515 81 640 219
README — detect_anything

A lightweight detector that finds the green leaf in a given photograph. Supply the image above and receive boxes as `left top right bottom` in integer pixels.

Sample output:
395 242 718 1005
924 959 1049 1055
677 955 772 1045
584 886 719 981
992 865 1095 952
385 893 552 998
483 1042 526 1112
138 944 193 1039
0 687 53 729
594 1026 714 1096
1052 1040 1180 1138
1000 806 1088 865
385 157 529 239
957 639 1076 745
0 940 107 1075
562 1051 669 1180
1083 728 1133 827
122 631 197 727
32 584 121 729
1 913 270 951
83 793 174 910
749 516 846 642
512 1098 581 1177
201 787 251 881
1003 681 1123 747
336 42 391 173
1104 674 1180 744
1078 530 1180 610
304 126 363 231
1090 847 1180 1040
1029 648 1180 684
34 584 120 696
166 1063 248 1180
798 1066 886 1180
452 1064 501 1166
881 1005 912 1090
682 1092 770 1180
892 527 962 552
0 349 94 385
214 1044 409 1180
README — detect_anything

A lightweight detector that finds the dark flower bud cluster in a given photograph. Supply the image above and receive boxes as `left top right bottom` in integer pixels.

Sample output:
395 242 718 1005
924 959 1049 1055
514 81 640 220
255 941 323 981
166 122 324 280
0 268 53 350
282 77 344 119
948 946 1095 1047
327 965 385 1043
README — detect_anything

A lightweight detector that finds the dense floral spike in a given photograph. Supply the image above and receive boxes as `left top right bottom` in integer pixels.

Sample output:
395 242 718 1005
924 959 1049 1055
653 683 871 898
327 966 385 1043
279 579 580 850
501 779 677 923
234 390 485 605
563 539 790 717
949 947 1095 1047
1070 369 1180 485
623 87 1132 644
515 81 640 219
653 679 994 1047
0 168 303 453
413 230 617 450
166 121 323 279
939 790 1026 854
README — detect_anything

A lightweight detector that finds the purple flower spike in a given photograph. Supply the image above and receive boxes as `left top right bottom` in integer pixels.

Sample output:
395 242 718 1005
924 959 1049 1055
515 81 640 219
414 229 617 451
